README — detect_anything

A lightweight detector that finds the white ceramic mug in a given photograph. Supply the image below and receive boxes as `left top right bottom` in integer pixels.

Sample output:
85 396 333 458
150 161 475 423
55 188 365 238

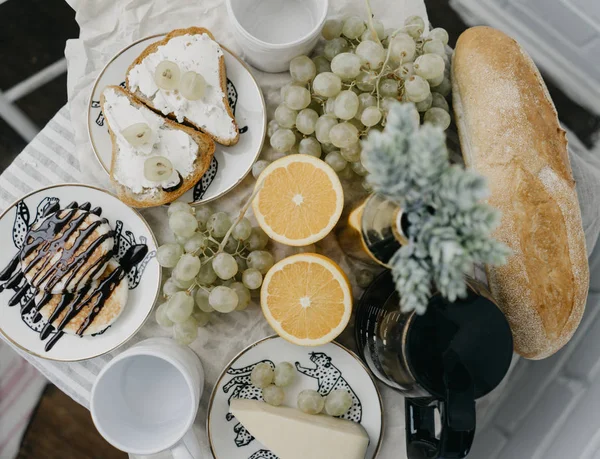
226 0 328 73
90 338 205 458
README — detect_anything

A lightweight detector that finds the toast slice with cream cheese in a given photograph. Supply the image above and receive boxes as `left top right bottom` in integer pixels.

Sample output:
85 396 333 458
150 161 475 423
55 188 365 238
126 27 240 146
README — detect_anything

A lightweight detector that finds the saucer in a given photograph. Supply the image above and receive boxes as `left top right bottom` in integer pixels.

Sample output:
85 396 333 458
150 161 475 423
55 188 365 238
0 184 160 361
88 33 266 205
207 336 384 459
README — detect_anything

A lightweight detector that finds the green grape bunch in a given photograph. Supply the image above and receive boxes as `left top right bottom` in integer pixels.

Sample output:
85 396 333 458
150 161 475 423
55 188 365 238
265 13 453 193
154 201 275 346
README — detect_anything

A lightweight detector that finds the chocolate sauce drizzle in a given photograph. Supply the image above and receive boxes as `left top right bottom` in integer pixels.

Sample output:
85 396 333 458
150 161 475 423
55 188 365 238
0 202 148 352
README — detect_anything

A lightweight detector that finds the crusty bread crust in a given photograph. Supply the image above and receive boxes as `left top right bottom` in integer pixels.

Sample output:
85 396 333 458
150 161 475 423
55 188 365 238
101 85 215 208
452 26 589 360
125 27 240 146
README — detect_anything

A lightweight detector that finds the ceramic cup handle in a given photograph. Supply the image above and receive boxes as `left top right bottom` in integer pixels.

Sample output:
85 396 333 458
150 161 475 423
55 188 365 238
171 428 204 459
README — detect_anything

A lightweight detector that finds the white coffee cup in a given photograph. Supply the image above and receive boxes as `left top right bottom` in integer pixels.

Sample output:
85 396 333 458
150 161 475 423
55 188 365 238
226 0 329 73
90 338 205 458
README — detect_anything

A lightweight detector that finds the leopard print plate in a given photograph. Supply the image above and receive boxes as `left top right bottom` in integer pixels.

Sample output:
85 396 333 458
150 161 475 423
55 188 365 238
207 336 383 459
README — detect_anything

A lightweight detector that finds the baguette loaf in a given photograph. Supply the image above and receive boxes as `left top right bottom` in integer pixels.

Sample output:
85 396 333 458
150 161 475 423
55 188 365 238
101 85 215 208
452 26 589 359
126 27 240 146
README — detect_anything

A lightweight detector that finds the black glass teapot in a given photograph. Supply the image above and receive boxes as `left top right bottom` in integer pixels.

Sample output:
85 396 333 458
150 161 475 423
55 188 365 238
355 271 513 459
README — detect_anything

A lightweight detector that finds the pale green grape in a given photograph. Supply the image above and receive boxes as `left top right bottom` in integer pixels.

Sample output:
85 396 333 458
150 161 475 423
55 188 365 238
267 119 280 138
163 277 181 297
290 55 316 83
168 201 194 217
324 38 349 61
224 236 240 254
212 253 238 280
235 255 247 273
432 77 451 96
192 310 210 327
315 115 338 144
232 218 253 241
172 317 198 345
405 75 431 103
415 93 433 112
242 268 263 290
209 286 238 313
429 27 449 45
284 86 311 110
396 62 414 79
348 118 364 133
379 78 399 98
157 243 183 268
325 390 353 416
356 269 375 288
355 93 376 120
274 362 296 387
173 254 201 282
274 104 298 128
414 54 445 81
194 288 214 312
322 19 343 40
324 97 336 115
329 122 360 149
312 55 331 74
389 33 416 63
263 385 285 406
270 128 296 153
172 275 195 289
380 96 398 114
361 106 382 127
423 39 446 56
246 227 269 251
144 157 173 181
338 164 353 180
428 73 444 87
155 302 174 328
356 71 376 92
322 142 338 154
356 40 385 70
431 92 449 111
251 362 274 388
297 390 324 414
340 142 361 162
195 205 212 230
424 107 451 130
169 212 198 238
296 109 319 135
342 16 366 39
184 233 207 254
313 73 342 98
197 262 217 285
247 251 275 274
167 291 194 323
231 282 251 310
404 15 425 38
373 20 385 39
298 137 322 158
351 161 369 176
325 151 347 172
331 53 362 80
207 212 232 238
252 160 271 179
334 90 359 120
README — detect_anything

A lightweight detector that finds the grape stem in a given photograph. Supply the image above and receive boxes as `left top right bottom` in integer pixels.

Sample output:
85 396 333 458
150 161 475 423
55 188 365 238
364 0 381 44
217 182 264 254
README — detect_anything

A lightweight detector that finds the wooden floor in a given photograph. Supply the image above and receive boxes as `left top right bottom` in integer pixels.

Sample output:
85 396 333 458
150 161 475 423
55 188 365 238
18 385 126 459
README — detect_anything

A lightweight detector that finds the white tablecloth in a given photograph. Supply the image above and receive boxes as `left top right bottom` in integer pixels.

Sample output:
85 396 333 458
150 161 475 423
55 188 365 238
1 1 600 458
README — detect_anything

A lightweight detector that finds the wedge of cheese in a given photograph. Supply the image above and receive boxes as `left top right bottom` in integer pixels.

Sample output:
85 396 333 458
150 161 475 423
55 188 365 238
229 399 370 459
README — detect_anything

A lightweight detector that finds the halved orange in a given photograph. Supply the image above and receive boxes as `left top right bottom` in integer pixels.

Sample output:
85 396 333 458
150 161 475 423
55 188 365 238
252 155 344 246
261 253 353 346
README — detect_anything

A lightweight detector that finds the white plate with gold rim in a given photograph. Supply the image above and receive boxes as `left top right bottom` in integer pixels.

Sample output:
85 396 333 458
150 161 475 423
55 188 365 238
207 336 383 459
0 184 160 361
88 34 266 205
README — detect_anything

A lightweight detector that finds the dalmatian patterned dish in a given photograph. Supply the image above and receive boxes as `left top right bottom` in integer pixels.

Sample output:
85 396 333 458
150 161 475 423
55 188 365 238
0 184 160 361
88 34 266 205
208 336 383 459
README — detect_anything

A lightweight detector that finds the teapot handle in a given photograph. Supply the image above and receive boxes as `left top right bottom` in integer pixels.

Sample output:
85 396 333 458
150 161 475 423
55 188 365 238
405 397 475 459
